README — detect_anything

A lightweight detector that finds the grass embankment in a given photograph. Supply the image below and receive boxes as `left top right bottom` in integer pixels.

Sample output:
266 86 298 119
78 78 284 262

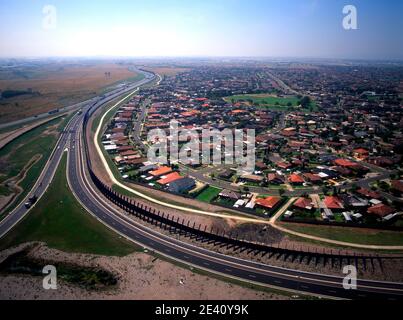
0 117 67 218
0 153 139 256
281 222 403 247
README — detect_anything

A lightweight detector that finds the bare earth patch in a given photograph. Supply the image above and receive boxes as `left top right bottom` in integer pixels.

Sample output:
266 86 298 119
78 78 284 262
0 243 290 300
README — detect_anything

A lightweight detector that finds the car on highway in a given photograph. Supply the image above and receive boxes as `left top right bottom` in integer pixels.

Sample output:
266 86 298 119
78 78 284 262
25 195 38 209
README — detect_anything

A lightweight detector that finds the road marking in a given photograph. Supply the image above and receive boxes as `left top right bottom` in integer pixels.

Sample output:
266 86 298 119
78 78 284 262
248 274 257 279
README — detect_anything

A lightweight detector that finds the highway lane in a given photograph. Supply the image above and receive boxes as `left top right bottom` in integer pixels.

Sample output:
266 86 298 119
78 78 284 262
0 69 155 239
0 113 81 239
1 68 402 299
64 99 403 299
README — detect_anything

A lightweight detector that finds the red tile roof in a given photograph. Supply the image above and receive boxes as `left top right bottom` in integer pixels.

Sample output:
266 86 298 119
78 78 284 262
288 174 304 184
367 204 395 218
323 196 344 209
255 196 282 209
157 172 183 185
354 148 369 154
391 180 403 193
293 198 314 210
356 188 381 199
276 162 292 169
303 173 322 182
334 159 356 167
149 166 173 177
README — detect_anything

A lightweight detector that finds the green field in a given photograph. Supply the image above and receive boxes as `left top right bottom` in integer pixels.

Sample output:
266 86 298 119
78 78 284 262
282 223 403 246
0 117 67 218
196 186 222 203
0 154 138 256
225 94 317 111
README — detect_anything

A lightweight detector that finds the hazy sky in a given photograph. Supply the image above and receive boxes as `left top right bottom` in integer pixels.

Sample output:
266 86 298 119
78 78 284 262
0 0 402 59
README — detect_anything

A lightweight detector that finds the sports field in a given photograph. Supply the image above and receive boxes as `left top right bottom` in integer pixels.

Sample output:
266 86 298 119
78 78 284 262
224 93 317 111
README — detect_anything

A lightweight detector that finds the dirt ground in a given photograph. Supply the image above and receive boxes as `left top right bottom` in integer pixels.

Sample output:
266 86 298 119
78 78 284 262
101 198 403 283
0 243 291 300
142 66 190 77
0 63 140 123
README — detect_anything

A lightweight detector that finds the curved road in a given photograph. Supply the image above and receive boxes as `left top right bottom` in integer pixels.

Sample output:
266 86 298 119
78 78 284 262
0 69 154 239
1 70 403 300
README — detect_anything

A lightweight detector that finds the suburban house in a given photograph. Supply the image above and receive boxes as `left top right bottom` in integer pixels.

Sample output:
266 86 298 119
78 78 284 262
293 197 314 211
255 196 282 211
323 196 345 210
167 177 196 194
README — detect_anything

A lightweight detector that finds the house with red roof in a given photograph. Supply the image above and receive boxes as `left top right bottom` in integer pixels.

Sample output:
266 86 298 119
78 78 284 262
276 162 293 170
303 173 322 184
334 159 356 168
157 172 183 185
255 196 282 210
391 180 403 196
288 174 304 185
149 166 173 177
267 173 284 185
367 204 395 218
353 148 369 160
356 188 382 199
323 196 344 210
293 197 314 211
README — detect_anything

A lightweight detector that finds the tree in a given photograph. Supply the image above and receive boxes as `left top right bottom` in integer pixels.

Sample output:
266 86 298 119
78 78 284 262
279 188 285 196
299 96 312 108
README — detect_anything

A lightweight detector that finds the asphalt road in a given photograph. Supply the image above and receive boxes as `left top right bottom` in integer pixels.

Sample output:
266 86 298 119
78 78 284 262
1 69 403 300
68 116 403 299
0 69 154 239
69 87 403 299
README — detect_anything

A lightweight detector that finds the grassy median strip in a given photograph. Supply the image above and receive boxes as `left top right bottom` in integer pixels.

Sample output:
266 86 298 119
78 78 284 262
0 153 139 256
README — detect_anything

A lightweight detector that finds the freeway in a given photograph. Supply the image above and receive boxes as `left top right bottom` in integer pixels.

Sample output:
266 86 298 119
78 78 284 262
64 84 403 299
1 69 403 299
65 106 403 300
0 68 155 239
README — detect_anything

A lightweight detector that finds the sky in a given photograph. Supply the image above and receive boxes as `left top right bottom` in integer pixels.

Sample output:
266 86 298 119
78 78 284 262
0 0 402 60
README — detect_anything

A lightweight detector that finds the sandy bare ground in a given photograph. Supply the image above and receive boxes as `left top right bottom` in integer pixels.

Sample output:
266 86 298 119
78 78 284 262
0 243 290 300
98 196 403 283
